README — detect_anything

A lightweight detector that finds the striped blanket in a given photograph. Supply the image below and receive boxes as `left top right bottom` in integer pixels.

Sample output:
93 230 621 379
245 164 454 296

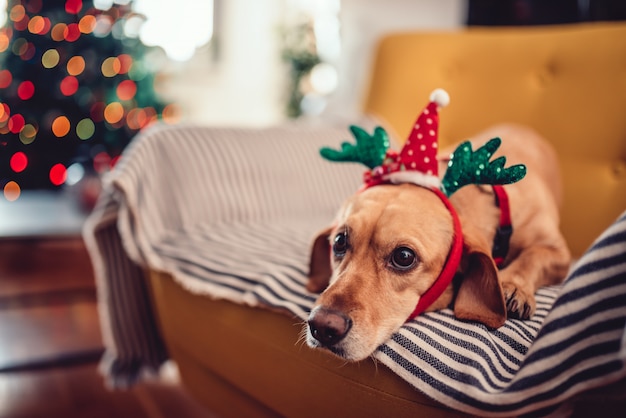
84 122 626 417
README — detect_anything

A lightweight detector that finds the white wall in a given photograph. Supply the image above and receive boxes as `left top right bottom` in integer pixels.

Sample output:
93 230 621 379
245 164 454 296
156 0 287 127
157 0 466 127
328 0 466 120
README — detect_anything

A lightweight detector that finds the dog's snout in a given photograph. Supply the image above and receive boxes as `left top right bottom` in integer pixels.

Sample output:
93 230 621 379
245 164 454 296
308 307 352 347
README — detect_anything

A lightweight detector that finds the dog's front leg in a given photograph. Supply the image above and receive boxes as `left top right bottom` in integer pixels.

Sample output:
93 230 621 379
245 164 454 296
499 244 570 319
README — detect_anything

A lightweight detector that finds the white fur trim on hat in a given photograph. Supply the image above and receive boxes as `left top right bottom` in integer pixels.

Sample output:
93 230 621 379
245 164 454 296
430 88 450 108
384 170 442 189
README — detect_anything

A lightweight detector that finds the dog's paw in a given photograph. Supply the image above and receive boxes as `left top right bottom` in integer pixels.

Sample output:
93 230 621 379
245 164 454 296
502 281 536 320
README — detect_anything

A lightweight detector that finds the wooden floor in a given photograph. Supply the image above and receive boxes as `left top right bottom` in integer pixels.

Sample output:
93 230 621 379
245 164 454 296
0 238 217 418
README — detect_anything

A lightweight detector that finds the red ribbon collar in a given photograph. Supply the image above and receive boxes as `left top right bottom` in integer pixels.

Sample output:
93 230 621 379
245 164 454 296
406 185 512 321
407 187 463 320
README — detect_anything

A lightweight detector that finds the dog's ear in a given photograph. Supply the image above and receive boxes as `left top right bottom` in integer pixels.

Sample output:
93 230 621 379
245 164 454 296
306 226 334 293
453 224 507 329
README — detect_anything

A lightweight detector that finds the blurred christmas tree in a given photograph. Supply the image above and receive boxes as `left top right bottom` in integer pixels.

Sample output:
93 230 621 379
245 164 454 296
0 0 177 197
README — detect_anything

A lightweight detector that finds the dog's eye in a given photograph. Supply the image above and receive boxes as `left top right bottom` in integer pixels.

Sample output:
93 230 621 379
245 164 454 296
332 232 349 258
389 247 417 271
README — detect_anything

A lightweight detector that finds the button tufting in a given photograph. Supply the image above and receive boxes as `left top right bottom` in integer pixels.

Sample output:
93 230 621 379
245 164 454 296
612 159 626 178
535 60 558 86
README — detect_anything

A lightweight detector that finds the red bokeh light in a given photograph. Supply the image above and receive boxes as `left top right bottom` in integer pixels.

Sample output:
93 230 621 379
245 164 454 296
14 15 29 32
38 17 52 35
90 101 105 122
26 0 43 14
116 79 136 101
65 0 83 14
17 80 35 100
49 163 67 186
60 76 79 96
64 23 81 42
0 70 12 88
93 151 111 173
10 151 27 172
8 114 25 133
117 54 133 74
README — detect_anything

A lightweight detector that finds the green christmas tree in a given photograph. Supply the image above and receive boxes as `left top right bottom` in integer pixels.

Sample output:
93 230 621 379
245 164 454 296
0 0 176 196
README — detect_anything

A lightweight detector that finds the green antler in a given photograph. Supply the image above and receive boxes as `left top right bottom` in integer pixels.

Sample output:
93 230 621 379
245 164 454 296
441 137 527 197
320 125 390 169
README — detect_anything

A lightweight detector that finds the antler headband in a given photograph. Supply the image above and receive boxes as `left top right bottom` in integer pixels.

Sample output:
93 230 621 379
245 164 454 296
319 89 527 320
321 89 526 196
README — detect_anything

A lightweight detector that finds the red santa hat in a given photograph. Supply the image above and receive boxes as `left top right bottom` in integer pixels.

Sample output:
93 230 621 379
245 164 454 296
382 89 449 189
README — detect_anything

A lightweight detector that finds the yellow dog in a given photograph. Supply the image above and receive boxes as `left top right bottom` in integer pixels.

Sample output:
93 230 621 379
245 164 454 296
305 90 570 361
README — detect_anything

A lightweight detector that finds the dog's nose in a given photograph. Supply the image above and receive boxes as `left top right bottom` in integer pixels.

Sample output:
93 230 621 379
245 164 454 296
308 307 352 347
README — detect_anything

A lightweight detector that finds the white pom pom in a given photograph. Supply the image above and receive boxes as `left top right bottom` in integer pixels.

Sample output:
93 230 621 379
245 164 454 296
429 88 450 108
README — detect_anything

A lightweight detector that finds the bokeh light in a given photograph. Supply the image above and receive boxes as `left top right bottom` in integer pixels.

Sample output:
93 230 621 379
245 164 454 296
19 41 36 60
25 0 43 14
14 20 29 33
162 104 181 124
3 181 20 201
0 29 10 53
67 55 85 75
123 14 143 38
65 0 83 15
117 54 132 74
64 23 81 42
104 102 124 124
51 115 71 137
27 15 44 34
17 80 34 100
60 76 79 96
19 123 37 144
76 118 95 139
42 49 60 68
9 5 25 22
78 15 96 34
309 62 338 95
143 106 157 125
26 15 51 35
94 0 113 10
126 108 146 130
116 79 136 100
66 162 85 185
93 151 111 173
11 37 27 55
90 101 105 122
93 14 113 38
8 114 24 133
0 103 10 123
51 23 67 41
101 56 121 77
49 163 67 186
0 69 12 88
10 151 27 172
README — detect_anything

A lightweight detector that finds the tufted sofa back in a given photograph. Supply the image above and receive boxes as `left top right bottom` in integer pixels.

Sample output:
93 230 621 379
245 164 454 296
363 22 626 258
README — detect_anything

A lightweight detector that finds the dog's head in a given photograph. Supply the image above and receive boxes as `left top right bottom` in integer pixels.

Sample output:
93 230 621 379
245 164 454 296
305 183 506 361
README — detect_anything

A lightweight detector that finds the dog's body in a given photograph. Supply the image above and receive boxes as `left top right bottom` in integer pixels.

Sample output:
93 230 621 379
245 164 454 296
305 124 571 361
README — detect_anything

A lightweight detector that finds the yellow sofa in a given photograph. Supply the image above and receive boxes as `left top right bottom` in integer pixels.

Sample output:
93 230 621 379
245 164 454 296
86 22 626 417
149 22 626 417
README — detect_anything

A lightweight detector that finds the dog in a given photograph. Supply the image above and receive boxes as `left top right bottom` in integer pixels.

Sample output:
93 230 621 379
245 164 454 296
304 123 571 361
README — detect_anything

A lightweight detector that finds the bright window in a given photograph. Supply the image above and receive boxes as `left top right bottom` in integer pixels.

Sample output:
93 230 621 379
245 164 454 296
132 0 214 62
0 0 214 62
